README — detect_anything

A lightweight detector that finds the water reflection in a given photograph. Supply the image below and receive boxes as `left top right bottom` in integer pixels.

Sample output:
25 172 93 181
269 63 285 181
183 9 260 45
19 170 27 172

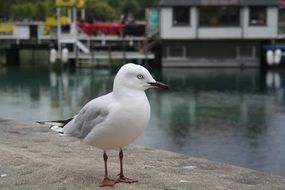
0 67 114 120
139 68 285 176
0 66 285 176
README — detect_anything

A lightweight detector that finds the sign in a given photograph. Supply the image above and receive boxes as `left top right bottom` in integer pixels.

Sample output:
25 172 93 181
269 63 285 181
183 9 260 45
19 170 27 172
56 0 75 7
146 8 159 37
76 0 85 9
45 16 70 26
0 24 15 33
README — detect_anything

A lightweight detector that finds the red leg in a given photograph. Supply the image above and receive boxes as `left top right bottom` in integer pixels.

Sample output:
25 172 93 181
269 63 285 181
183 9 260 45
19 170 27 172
99 152 116 187
116 149 138 184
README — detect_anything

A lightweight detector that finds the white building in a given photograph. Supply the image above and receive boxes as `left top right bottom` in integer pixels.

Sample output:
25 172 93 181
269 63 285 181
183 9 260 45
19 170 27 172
159 0 279 67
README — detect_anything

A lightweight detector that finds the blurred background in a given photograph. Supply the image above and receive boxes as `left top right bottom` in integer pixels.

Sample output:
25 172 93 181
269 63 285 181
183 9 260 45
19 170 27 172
0 0 285 177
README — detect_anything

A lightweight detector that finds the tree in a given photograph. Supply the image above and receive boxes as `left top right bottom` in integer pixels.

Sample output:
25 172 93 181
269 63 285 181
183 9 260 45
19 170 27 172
35 2 51 20
9 0 54 20
10 4 25 19
119 0 141 16
86 0 117 21
26 3 36 19
2 0 158 21
0 1 12 19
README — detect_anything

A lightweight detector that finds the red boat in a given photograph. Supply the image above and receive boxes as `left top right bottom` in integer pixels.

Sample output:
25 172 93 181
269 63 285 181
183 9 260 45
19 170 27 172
78 20 146 37
78 21 123 36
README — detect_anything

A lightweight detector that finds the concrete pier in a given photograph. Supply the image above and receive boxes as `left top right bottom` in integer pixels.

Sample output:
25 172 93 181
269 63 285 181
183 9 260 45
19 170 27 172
0 119 285 190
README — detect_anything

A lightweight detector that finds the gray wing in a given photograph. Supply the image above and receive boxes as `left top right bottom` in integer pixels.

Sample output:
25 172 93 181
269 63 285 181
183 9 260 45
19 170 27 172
36 117 74 128
62 93 112 138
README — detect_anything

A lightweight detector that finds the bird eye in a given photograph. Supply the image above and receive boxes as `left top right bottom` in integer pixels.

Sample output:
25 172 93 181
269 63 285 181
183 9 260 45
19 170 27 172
137 74 144 79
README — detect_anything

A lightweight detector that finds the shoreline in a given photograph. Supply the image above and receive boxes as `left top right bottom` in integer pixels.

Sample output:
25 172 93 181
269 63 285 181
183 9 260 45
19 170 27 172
0 119 285 189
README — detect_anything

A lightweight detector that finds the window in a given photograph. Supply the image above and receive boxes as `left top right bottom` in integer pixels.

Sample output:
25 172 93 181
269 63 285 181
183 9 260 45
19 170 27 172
173 7 190 26
249 7 267 26
199 6 240 27
167 46 186 58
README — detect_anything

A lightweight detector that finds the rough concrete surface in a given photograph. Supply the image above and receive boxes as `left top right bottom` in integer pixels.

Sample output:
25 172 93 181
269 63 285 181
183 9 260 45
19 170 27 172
0 119 284 190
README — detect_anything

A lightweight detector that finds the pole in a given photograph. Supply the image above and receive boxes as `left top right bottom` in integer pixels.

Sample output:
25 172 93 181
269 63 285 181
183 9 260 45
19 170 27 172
68 8 72 34
81 9 86 20
57 7 62 57
73 6 79 66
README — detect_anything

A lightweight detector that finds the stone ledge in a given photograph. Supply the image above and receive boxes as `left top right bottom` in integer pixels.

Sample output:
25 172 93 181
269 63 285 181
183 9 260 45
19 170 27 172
0 119 284 190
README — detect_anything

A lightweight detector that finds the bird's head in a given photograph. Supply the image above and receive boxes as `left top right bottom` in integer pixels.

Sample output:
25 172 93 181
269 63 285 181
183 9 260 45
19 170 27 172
113 63 169 92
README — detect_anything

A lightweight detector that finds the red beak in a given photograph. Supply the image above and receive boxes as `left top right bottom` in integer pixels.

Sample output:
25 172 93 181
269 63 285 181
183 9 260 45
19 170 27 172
147 81 169 90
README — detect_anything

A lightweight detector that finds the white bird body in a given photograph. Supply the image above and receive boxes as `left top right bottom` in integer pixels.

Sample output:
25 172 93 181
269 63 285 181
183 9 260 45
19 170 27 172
63 91 150 150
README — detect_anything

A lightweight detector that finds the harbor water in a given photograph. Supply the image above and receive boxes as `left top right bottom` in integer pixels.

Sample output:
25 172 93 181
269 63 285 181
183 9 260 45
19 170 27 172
0 65 284 176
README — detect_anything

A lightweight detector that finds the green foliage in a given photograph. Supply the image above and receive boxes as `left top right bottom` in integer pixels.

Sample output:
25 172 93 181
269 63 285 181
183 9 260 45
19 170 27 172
86 0 117 21
10 4 34 19
0 0 159 20
34 1 55 20
8 0 55 20
119 0 141 15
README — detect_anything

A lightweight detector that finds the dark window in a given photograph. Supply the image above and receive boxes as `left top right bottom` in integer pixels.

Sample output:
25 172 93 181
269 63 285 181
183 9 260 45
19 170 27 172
173 7 190 26
249 7 267 26
199 6 240 27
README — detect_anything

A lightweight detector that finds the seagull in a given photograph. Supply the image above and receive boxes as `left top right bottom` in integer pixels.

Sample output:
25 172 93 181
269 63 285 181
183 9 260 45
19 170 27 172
37 63 168 187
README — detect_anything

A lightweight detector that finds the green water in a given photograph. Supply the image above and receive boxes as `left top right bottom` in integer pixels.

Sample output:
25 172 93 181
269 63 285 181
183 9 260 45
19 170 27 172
0 66 285 176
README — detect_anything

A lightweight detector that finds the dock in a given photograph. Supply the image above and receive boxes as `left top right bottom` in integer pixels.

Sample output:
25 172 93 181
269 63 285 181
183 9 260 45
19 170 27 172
0 21 156 67
1 119 285 189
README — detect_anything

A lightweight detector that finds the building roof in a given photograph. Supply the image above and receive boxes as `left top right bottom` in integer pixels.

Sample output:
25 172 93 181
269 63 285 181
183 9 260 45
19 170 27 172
160 0 278 6
240 0 278 5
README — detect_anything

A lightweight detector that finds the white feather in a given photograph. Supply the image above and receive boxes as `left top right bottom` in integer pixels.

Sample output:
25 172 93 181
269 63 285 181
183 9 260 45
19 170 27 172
51 125 63 133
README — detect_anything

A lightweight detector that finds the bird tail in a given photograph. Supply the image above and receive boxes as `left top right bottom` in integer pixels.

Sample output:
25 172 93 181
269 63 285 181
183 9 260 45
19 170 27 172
36 117 74 133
